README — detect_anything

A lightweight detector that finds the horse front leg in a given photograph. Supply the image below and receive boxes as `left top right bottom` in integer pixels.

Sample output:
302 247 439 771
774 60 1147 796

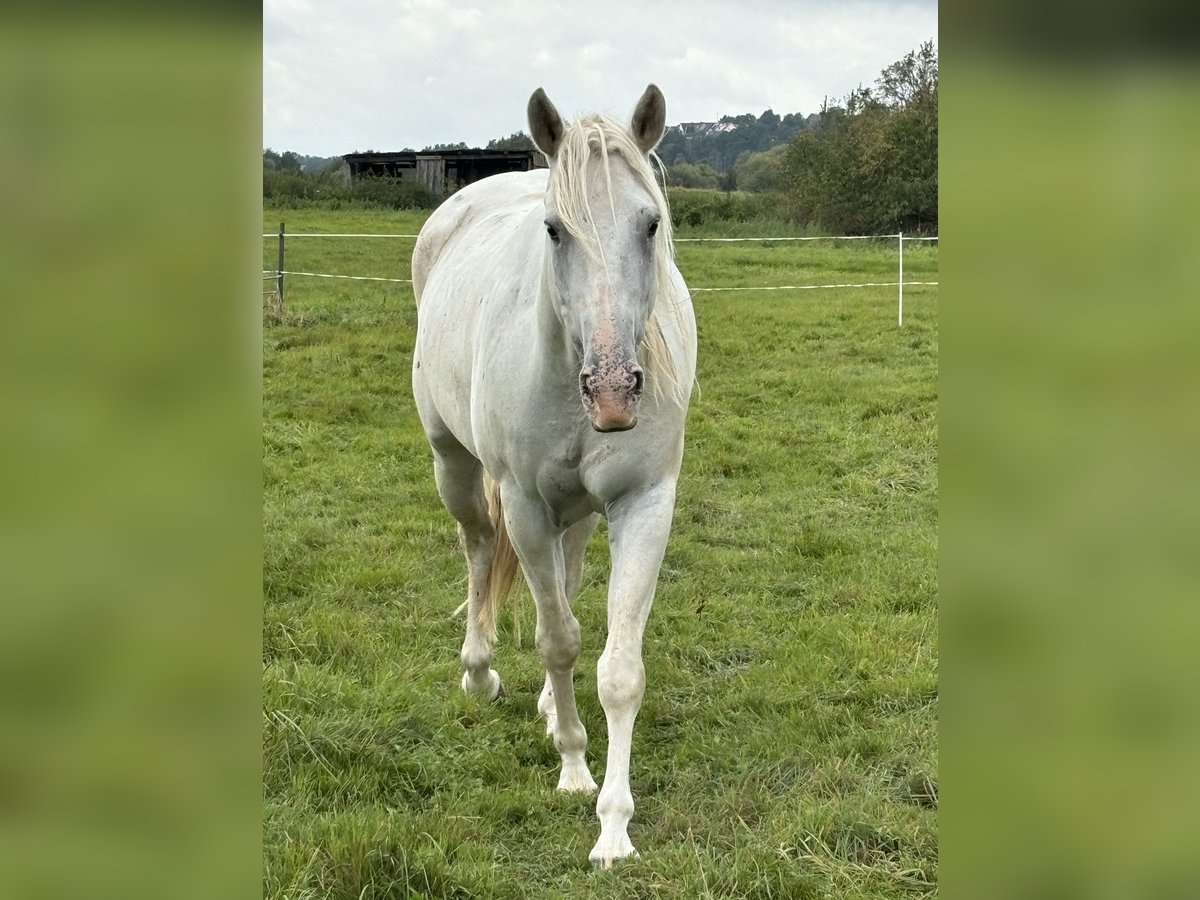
590 483 677 868
501 489 597 794
539 513 599 737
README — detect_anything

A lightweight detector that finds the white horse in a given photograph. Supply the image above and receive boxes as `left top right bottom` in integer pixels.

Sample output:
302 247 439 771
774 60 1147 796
411 85 697 867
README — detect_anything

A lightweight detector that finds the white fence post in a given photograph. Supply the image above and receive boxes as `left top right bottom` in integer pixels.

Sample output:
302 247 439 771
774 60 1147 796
898 232 904 327
277 221 286 306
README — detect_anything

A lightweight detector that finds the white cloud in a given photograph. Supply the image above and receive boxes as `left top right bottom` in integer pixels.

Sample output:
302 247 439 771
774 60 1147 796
264 0 937 155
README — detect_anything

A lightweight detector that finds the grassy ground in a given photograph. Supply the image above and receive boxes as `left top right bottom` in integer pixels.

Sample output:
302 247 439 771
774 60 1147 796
263 205 938 899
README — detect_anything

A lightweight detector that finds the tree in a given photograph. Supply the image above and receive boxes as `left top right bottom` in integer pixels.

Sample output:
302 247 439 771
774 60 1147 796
875 40 938 108
653 111 810 174
733 145 787 193
666 161 721 189
263 149 303 172
776 41 938 233
486 131 535 151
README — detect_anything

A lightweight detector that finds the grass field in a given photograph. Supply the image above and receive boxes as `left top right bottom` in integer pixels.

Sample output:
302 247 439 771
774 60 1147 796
262 204 938 899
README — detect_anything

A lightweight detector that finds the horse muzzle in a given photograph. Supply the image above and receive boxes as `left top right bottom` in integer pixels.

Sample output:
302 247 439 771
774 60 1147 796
579 364 644 433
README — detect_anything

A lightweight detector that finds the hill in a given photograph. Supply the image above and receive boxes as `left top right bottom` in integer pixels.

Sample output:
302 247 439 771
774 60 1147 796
656 110 820 173
265 108 817 176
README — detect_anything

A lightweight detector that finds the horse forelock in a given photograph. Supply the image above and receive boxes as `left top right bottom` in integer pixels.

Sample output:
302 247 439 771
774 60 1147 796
546 114 687 407
548 114 672 250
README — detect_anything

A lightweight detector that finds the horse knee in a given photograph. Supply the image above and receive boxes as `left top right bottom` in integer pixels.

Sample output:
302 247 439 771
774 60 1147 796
597 651 645 712
536 616 581 672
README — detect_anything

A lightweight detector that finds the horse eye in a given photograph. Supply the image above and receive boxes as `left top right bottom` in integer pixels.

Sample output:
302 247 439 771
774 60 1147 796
545 223 560 242
647 219 659 238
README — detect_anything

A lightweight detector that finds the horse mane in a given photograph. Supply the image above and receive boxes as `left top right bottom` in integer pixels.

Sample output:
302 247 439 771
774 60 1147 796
546 113 688 408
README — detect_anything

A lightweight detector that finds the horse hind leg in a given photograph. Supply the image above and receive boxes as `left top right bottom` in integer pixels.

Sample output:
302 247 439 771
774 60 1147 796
430 440 503 700
539 514 599 737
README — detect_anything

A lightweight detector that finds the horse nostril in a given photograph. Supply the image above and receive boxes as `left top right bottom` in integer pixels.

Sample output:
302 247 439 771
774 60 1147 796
579 369 593 397
631 368 644 396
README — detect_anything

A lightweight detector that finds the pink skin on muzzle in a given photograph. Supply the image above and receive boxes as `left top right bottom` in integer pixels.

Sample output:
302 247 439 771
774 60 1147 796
579 363 644 432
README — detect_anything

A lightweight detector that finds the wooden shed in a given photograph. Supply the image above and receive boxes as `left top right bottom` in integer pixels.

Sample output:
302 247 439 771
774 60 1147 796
342 149 537 195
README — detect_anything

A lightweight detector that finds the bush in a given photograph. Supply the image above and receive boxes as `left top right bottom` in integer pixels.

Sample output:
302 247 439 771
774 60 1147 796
262 170 437 210
263 169 323 203
666 188 774 228
346 176 436 209
732 145 787 193
665 161 721 190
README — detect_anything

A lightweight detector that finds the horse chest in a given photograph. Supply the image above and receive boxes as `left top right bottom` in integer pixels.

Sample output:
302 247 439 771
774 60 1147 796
535 435 649 527
535 460 595 526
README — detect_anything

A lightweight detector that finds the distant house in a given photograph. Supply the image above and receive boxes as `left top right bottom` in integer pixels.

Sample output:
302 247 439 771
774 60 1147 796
341 149 538 195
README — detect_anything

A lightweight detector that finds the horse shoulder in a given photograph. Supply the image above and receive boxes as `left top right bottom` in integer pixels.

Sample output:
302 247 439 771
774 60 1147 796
413 171 548 304
412 191 477 303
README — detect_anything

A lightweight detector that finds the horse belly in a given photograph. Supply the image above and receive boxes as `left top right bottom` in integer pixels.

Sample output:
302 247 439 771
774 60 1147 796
412 282 486 456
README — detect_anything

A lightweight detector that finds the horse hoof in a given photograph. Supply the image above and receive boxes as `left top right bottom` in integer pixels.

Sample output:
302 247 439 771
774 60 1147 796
461 669 504 702
557 765 597 794
588 838 639 869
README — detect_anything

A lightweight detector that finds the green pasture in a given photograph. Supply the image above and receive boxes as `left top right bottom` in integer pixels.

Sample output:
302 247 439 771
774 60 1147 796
263 204 938 899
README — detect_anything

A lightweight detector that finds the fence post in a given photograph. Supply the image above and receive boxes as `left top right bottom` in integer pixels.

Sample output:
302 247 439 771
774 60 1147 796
276 221 286 306
897 231 904 327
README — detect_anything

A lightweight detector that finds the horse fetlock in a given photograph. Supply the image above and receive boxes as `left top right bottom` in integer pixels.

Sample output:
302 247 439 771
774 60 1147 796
592 789 637 867
596 783 634 822
460 642 492 674
552 720 588 758
597 655 645 711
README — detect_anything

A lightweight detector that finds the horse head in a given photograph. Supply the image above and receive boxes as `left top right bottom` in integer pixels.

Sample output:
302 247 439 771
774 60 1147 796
528 84 670 433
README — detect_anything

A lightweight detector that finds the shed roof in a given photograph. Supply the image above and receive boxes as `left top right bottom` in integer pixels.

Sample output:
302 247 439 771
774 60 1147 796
342 149 534 163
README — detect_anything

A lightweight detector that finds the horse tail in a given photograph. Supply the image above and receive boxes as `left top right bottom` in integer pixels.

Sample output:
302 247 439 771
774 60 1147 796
480 474 522 643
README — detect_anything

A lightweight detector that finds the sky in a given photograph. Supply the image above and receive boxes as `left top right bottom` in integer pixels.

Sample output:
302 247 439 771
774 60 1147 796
264 0 937 157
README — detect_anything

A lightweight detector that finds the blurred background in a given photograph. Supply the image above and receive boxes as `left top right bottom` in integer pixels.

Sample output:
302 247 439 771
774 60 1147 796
942 2 1200 897
0 8 261 899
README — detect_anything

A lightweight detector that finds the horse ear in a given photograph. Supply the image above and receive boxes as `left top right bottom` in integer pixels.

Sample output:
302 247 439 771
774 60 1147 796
630 84 667 154
527 88 565 160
